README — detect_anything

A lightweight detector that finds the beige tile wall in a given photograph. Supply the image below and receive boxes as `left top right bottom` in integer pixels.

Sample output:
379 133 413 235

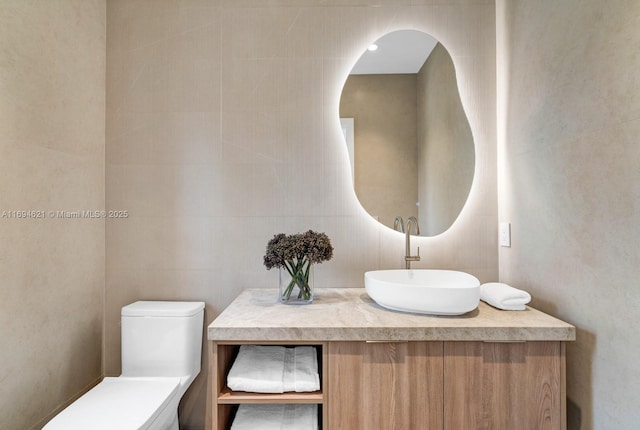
0 1 106 429
106 1 496 428
497 0 640 428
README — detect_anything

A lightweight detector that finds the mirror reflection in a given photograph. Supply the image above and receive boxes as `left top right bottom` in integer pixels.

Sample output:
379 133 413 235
340 30 475 236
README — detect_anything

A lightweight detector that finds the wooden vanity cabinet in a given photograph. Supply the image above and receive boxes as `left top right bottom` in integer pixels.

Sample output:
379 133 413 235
209 340 566 430
207 290 573 430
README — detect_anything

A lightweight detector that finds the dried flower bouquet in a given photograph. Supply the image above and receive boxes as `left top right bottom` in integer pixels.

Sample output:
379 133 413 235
263 230 333 302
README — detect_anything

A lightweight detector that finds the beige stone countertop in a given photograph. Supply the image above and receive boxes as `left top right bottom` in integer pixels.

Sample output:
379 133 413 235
208 288 576 342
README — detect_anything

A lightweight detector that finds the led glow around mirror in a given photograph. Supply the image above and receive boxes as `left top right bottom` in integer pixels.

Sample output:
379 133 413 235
339 30 475 237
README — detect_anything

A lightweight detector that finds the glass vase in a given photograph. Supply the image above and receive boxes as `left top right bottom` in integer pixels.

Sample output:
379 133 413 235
279 263 314 304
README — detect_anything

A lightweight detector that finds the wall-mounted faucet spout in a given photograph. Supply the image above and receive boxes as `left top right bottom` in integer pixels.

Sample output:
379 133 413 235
405 216 420 269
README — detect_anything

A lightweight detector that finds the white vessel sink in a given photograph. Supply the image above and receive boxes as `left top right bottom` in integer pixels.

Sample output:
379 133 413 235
364 269 480 315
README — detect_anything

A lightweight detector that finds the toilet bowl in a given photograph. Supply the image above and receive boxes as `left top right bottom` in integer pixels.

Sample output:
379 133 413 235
44 377 181 430
44 301 205 430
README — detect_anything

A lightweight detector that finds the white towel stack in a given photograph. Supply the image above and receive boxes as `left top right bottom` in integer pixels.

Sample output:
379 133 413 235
231 404 317 430
227 345 320 393
480 282 531 311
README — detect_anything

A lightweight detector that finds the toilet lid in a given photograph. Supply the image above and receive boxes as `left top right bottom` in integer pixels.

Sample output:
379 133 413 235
44 377 180 430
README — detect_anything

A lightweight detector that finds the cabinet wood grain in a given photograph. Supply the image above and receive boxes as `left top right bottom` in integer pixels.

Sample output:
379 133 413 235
443 341 565 430
327 341 444 430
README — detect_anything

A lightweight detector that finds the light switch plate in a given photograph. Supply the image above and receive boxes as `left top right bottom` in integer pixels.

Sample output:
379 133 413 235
499 222 511 247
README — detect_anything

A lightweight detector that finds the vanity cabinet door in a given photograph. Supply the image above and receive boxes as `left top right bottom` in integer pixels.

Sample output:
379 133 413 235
443 341 566 430
327 341 443 430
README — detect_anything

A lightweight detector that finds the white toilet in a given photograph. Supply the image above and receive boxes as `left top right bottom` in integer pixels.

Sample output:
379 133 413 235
44 301 205 430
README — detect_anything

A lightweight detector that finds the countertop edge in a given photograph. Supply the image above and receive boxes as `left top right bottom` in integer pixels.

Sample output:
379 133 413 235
208 326 576 342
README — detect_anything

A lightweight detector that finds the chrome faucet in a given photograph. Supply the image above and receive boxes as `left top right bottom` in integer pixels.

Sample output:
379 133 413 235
404 216 420 269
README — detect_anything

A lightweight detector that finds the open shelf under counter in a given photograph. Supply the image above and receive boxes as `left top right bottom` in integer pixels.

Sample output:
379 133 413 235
208 340 327 430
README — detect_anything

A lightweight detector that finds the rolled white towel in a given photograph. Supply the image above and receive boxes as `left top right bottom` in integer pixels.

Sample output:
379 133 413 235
231 404 318 430
480 282 531 311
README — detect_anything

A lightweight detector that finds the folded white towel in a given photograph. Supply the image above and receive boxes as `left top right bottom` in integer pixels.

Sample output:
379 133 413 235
480 282 531 311
227 345 320 393
231 404 318 430
227 345 286 393
282 347 296 393
294 346 321 393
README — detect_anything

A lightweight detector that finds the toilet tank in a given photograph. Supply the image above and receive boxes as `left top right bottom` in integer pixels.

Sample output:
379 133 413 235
120 301 205 392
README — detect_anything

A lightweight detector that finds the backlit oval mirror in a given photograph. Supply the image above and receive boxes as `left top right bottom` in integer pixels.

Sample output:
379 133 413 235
340 30 475 236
